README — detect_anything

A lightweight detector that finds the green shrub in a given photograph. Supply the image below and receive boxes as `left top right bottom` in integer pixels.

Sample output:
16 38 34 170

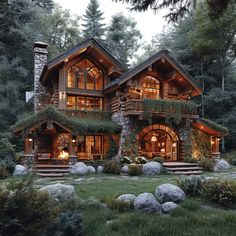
43 211 83 236
203 178 233 207
134 156 148 164
222 151 236 166
128 164 143 176
105 138 119 159
121 156 133 164
184 156 198 163
103 160 121 175
176 176 204 197
0 177 59 236
153 156 164 164
105 196 133 212
0 160 10 179
199 157 214 171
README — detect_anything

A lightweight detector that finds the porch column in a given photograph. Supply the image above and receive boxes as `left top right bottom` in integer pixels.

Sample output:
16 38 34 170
69 134 77 165
24 137 34 165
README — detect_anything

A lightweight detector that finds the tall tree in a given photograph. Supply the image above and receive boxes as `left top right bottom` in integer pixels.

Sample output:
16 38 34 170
113 0 236 22
82 0 106 41
106 13 142 67
39 6 82 58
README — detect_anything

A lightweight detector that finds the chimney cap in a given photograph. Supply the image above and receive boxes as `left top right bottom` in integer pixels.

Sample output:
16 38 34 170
33 41 48 49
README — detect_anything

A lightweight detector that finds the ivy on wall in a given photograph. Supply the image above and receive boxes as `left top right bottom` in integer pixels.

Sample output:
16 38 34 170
191 127 211 158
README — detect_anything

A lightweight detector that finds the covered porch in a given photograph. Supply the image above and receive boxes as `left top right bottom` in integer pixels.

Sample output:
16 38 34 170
12 106 121 165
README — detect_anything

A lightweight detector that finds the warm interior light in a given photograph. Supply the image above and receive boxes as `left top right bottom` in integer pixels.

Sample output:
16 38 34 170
172 142 176 147
28 138 33 142
200 126 203 129
100 59 103 62
64 58 68 62
151 135 157 142
211 141 215 145
217 138 220 141
161 148 165 153
72 139 76 143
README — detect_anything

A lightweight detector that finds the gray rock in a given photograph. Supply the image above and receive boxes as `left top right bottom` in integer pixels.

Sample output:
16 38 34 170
87 165 96 174
117 194 136 204
134 192 161 214
121 165 129 174
214 159 230 171
97 165 103 173
161 202 179 213
155 183 186 203
142 161 161 175
70 162 88 175
13 165 28 176
39 183 75 202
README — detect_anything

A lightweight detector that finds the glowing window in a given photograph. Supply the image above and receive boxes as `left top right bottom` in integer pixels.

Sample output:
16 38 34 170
142 76 160 99
67 59 103 90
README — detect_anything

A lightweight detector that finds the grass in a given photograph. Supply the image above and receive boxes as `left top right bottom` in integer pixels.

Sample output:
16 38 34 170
1 170 236 236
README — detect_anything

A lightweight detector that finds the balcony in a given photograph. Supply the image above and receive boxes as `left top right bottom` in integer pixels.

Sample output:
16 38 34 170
124 99 198 117
65 110 112 120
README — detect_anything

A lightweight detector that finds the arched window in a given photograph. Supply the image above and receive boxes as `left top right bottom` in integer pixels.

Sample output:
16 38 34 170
67 59 103 90
141 76 160 99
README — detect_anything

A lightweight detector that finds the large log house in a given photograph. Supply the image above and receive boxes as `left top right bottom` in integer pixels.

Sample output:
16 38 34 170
12 39 228 166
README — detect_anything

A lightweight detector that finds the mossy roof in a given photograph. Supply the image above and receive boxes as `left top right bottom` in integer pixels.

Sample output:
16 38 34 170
193 118 229 136
11 105 121 135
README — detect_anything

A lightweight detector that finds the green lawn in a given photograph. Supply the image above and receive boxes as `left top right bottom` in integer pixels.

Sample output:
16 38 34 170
2 168 236 236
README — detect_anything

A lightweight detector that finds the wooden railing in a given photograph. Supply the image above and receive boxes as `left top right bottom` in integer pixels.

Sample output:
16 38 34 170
124 99 198 116
65 110 112 120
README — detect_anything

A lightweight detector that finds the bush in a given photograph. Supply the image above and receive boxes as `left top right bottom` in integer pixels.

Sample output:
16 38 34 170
153 156 164 164
134 156 148 164
128 164 142 176
203 178 233 207
0 177 59 236
105 196 133 212
103 160 121 175
176 176 204 197
43 211 83 236
184 156 198 163
0 160 10 179
121 156 133 164
199 157 214 171
105 138 119 159
222 151 236 166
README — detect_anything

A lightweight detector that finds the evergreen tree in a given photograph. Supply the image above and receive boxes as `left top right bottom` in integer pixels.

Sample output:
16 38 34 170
106 13 142 67
82 0 106 41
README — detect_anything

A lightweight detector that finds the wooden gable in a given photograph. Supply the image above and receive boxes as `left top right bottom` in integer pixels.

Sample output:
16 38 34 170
40 38 125 84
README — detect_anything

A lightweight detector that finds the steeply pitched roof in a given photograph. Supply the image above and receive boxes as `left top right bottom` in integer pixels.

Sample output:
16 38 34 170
40 38 125 83
105 50 202 96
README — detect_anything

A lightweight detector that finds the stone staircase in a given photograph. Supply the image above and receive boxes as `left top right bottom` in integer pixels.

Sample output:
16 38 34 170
163 162 203 175
33 164 70 177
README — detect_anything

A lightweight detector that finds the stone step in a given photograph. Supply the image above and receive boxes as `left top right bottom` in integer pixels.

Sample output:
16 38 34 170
35 164 70 168
170 170 203 175
33 169 69 173
165 167 203 171
37 173 68 177
163 162 199 167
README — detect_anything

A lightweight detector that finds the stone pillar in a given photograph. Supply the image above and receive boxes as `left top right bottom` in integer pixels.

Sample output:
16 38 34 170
33 42 48 112
112 110 132 156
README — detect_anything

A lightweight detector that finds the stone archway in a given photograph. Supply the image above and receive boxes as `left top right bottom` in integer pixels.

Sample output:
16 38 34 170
137 124 179 161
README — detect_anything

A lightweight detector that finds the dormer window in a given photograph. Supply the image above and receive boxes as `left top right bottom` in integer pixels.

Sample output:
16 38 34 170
67 59 103 90
141 76 160 99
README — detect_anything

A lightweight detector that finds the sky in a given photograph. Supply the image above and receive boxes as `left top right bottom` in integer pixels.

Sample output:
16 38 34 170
54 0 169 43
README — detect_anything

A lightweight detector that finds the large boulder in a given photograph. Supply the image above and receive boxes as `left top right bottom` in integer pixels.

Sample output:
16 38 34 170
121 165 129 174
155 183 186 203
117 194 136 204
87 165 96 174
13 165 28 176
161 202 179 213
39 183 75 202
70 162 88 175
97 165 103 173
214 159 230 171
134 192 161 214
142 161 161 175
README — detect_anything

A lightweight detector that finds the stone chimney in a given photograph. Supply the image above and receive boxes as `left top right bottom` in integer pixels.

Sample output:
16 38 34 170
33 42 48 112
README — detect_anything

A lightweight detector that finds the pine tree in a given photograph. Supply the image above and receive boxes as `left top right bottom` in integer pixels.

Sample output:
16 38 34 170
82 0 106 41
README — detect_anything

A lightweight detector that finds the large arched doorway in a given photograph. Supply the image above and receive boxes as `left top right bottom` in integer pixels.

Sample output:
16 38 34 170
137 124 179 161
